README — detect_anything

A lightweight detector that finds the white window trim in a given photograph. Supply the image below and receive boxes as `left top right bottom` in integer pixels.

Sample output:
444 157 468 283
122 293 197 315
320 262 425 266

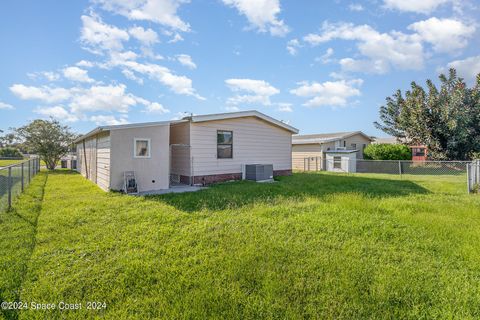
134 138 151 158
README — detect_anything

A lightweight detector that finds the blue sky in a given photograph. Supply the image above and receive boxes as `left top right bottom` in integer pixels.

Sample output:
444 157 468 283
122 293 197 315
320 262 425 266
1 0 479 137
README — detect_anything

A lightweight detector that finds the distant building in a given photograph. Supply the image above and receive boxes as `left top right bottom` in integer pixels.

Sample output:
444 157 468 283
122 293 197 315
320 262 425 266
410 145 428 161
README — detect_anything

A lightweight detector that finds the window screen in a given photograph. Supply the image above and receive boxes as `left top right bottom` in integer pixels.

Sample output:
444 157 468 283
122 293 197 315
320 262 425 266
217 131 233 159
135 139 150 157
333 156 342 169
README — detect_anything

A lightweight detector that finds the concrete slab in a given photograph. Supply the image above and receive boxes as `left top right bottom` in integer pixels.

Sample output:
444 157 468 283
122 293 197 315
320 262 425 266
138 185 207 195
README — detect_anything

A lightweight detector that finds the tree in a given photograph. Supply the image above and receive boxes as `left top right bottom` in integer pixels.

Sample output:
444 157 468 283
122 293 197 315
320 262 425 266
13 119 77 170
0 147 23 158
374 69 480 160
364 144 412 160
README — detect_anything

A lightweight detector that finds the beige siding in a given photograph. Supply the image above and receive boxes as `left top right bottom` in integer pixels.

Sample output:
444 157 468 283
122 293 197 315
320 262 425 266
170 122 191 177
76 132 110 191
336 134 371 159
190 117 292 176
291 144 322 170
96 132 110 191
110 125 170 192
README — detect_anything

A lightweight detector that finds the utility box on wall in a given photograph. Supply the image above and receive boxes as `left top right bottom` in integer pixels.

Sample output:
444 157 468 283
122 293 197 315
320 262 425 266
325 150 357 173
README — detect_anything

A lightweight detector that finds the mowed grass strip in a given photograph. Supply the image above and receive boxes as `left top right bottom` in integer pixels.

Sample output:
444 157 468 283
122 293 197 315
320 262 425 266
2 171 480 319
0 172 47 320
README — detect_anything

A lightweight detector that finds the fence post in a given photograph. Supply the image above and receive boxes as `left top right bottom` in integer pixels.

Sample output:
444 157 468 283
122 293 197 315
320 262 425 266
28 159 31 182
21 162 24 191
398 161 402 179
467 164 471 193
7 167 12 209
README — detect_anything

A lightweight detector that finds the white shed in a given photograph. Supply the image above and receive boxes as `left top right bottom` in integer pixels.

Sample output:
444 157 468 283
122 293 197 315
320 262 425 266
325 150 357 173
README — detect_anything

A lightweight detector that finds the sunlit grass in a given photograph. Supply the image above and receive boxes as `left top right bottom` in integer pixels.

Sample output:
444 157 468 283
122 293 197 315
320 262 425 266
1 171 479 319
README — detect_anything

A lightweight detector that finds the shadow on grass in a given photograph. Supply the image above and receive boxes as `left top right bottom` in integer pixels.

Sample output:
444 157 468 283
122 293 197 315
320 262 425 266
146 172 428 213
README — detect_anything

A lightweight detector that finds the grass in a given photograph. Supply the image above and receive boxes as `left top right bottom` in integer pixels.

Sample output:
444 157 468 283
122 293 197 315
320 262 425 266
1 171 480 319
0 160 24 167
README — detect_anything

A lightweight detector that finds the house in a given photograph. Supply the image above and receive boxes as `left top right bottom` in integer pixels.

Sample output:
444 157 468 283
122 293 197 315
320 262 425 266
292 131 372 171
74 110 298 192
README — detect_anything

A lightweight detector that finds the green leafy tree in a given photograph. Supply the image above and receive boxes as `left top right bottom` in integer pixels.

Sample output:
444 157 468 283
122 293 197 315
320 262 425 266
364 144 412 160
0 147 23 158
375 69 480 160
13 119 77 170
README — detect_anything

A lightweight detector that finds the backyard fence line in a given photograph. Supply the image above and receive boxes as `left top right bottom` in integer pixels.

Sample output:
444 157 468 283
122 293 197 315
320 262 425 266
0 157 40 212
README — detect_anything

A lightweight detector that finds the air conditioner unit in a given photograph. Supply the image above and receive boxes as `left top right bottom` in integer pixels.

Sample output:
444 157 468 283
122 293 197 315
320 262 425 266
245 164 273 182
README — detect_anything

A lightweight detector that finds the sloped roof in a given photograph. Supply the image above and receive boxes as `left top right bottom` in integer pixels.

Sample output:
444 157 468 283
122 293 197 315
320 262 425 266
75 110 298 143
292 131 372 145
186 110 298 133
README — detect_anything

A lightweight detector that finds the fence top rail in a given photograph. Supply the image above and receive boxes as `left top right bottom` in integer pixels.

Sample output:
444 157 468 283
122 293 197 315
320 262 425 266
0 158 37 170
351 159 471 163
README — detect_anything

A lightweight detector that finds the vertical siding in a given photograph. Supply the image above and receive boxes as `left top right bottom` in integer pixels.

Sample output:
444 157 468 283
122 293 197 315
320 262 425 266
190 117 292 176
170 122 191 177
76 132 110 191
291 144 322 170
96 132 110 191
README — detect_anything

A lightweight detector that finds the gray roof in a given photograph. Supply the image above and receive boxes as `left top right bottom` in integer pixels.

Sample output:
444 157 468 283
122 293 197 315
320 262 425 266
75 110 298 143
292 131 372 145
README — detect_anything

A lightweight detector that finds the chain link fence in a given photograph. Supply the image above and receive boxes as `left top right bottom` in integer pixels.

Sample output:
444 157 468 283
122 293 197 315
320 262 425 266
467 160 480 193
301 157 473 192
0 157 40 212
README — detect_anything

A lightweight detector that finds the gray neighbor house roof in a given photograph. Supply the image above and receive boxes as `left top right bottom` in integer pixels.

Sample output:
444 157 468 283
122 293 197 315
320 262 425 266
292 131 373 145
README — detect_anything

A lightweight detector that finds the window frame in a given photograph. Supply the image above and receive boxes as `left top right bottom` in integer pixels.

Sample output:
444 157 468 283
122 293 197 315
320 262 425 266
217 130 233 159
133 138 151 159
351 143 357 149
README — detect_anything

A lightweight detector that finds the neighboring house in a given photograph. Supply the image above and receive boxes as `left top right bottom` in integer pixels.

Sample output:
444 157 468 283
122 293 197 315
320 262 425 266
410 145 428 161
372 137 399 144
74 110 298 192
292 131 372 170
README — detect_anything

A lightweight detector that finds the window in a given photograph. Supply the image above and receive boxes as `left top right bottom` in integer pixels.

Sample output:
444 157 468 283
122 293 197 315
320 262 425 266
351 143 357 149
362 144 367 150
134 138 150 158
333 156 342 169
217 130 233 159
343 141 346 147
413 148 425 156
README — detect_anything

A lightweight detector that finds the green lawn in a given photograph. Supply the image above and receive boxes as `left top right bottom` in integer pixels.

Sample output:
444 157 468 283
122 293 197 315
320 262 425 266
0 160 24 167
1 171 480 319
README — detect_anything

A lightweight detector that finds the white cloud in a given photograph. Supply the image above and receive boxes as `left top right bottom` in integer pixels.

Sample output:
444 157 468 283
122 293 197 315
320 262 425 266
277 103 292 112
10 84 71 103
35 106 79 122
110 58 204 99
10 83 165 120
176 54 196 69
290 79 363 108
408 17 475 53
129 26 159 46
168 33 184 43
222 0 289 36
446 55 480 82
315 47 334 64
383 0 450 14
94 0 190 32
304 22 424 73
27 71 61 82
286 38 301 55
80 13 130 54
90 114 129 125
63 66 95 83
0 102 14 110
76 60 95 68
121 69 144 84
225 78 280 106
225 106 240 112
348 3 364 11
143 102 170 114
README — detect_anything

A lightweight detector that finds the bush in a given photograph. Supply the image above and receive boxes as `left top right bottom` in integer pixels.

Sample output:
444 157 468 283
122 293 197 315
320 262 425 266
364 144 412 160
0 147 23 158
